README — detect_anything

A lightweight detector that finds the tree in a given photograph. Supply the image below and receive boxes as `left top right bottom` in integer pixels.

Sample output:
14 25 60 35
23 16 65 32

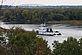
35 38 51 55
6 27 51 55
52 37 82 55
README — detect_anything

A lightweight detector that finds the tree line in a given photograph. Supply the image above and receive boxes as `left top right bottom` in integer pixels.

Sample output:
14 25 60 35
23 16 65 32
0 8 82 24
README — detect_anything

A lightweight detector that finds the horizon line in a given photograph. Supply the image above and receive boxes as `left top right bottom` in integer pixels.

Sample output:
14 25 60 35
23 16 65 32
1 4 82 6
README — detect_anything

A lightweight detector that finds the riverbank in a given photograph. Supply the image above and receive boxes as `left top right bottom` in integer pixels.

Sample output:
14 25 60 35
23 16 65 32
47 20 82 26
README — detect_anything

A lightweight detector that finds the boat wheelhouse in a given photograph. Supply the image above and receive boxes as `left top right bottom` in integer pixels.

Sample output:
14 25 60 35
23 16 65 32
36 24 61 36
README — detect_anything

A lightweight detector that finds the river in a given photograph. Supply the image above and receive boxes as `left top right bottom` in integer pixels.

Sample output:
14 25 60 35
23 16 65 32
1 23 82 50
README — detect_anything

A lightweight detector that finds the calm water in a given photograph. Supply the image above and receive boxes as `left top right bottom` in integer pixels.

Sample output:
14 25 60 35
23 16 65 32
1 24 82 50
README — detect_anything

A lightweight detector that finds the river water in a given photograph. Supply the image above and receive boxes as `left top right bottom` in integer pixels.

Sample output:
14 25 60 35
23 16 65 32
1 24 82 50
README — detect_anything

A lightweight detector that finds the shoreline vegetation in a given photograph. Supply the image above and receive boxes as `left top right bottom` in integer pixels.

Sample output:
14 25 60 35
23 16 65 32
0 27 82 55
0 8 82 26
47 20 82 26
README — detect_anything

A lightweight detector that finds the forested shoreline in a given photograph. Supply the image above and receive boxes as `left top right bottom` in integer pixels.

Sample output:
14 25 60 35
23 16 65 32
0 8 82 25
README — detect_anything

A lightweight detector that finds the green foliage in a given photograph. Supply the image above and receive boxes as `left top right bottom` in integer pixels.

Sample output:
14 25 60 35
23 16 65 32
6 27 51 55
52 37 82 55
0 8 82 24
35 38 51 55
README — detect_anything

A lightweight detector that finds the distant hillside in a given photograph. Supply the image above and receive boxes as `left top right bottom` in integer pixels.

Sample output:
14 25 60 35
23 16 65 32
18 5 82 8
0 5 82 8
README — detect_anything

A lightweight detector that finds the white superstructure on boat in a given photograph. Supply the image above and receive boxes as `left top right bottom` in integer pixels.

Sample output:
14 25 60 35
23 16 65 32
36 24 61 36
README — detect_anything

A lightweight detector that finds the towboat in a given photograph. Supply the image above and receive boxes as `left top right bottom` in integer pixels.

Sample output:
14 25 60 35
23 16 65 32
36 24 61 36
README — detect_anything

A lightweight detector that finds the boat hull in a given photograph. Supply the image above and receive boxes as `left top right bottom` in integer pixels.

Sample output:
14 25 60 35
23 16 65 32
38 34 54 36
